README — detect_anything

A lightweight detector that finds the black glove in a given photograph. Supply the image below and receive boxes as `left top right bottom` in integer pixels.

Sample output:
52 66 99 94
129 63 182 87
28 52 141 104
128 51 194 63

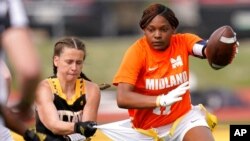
24 129 44 141
74 121 97 138
23 128 61 141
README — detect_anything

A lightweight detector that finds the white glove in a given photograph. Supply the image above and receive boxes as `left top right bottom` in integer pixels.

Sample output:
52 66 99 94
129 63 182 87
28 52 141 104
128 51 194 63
156 81 190 107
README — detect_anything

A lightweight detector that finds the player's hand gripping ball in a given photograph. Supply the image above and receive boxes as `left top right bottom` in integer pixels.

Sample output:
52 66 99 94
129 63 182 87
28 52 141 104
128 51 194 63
206 25 238 70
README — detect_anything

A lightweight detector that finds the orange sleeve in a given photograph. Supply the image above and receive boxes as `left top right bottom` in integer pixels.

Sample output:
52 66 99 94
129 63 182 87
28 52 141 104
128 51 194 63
183 33 203 55
113 40 144 86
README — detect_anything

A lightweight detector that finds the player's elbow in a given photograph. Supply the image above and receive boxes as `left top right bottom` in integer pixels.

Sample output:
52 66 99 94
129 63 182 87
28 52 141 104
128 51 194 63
116 92 129 109
117 96 124 108
116 83 134 109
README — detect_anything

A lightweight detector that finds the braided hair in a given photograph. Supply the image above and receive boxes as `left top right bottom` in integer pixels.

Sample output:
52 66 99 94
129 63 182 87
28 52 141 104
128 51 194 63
139 3 179 30
53 37 91 81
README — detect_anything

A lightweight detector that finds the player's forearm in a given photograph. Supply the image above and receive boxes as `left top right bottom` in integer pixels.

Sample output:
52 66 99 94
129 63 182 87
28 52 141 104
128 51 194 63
82 108 98 122
17 74 40 112
48 121 75 135
117 91 157 109
12 75 41 122
3 28 41 112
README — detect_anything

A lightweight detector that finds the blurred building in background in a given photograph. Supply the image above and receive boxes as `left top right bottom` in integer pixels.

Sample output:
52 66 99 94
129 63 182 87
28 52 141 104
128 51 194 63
23 0 250 39
23 0 149 37
198 0 250 39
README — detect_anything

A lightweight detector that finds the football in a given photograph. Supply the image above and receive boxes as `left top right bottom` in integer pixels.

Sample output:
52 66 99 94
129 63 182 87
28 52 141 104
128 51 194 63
206 25 237 70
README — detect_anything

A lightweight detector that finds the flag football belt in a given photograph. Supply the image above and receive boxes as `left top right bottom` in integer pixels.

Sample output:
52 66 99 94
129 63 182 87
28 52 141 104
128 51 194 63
134 104 217 140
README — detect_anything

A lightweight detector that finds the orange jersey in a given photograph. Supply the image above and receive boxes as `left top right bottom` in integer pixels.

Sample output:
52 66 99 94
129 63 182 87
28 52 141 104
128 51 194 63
113 33 203 129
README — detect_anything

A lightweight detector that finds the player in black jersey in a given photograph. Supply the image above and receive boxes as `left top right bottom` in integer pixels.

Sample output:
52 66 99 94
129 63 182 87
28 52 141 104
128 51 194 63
35 37 100 140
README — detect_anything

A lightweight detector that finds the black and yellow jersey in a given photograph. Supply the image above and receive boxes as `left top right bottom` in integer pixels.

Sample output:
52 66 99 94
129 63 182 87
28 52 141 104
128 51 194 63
36 76 87 140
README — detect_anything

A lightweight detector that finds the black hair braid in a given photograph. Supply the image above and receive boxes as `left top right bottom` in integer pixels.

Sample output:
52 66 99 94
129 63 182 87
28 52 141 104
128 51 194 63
53 65 57 76
80 72 92 81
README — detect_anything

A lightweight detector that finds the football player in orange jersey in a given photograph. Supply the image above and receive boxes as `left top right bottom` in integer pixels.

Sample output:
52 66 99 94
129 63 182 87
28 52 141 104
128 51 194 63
98 3 231 141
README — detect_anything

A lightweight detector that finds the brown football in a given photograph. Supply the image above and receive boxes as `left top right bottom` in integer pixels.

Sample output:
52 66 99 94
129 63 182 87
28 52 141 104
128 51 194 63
206 25 237 70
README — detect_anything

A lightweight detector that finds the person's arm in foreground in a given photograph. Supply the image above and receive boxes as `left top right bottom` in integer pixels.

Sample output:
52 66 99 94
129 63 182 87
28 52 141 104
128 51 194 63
2 27 41 120
0 60 53 141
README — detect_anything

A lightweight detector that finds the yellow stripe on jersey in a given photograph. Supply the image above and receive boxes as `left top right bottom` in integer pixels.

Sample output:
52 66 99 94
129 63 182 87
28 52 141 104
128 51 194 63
47 78 85 105
199 104 218 131
135 128 162 141
169 113 185 137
